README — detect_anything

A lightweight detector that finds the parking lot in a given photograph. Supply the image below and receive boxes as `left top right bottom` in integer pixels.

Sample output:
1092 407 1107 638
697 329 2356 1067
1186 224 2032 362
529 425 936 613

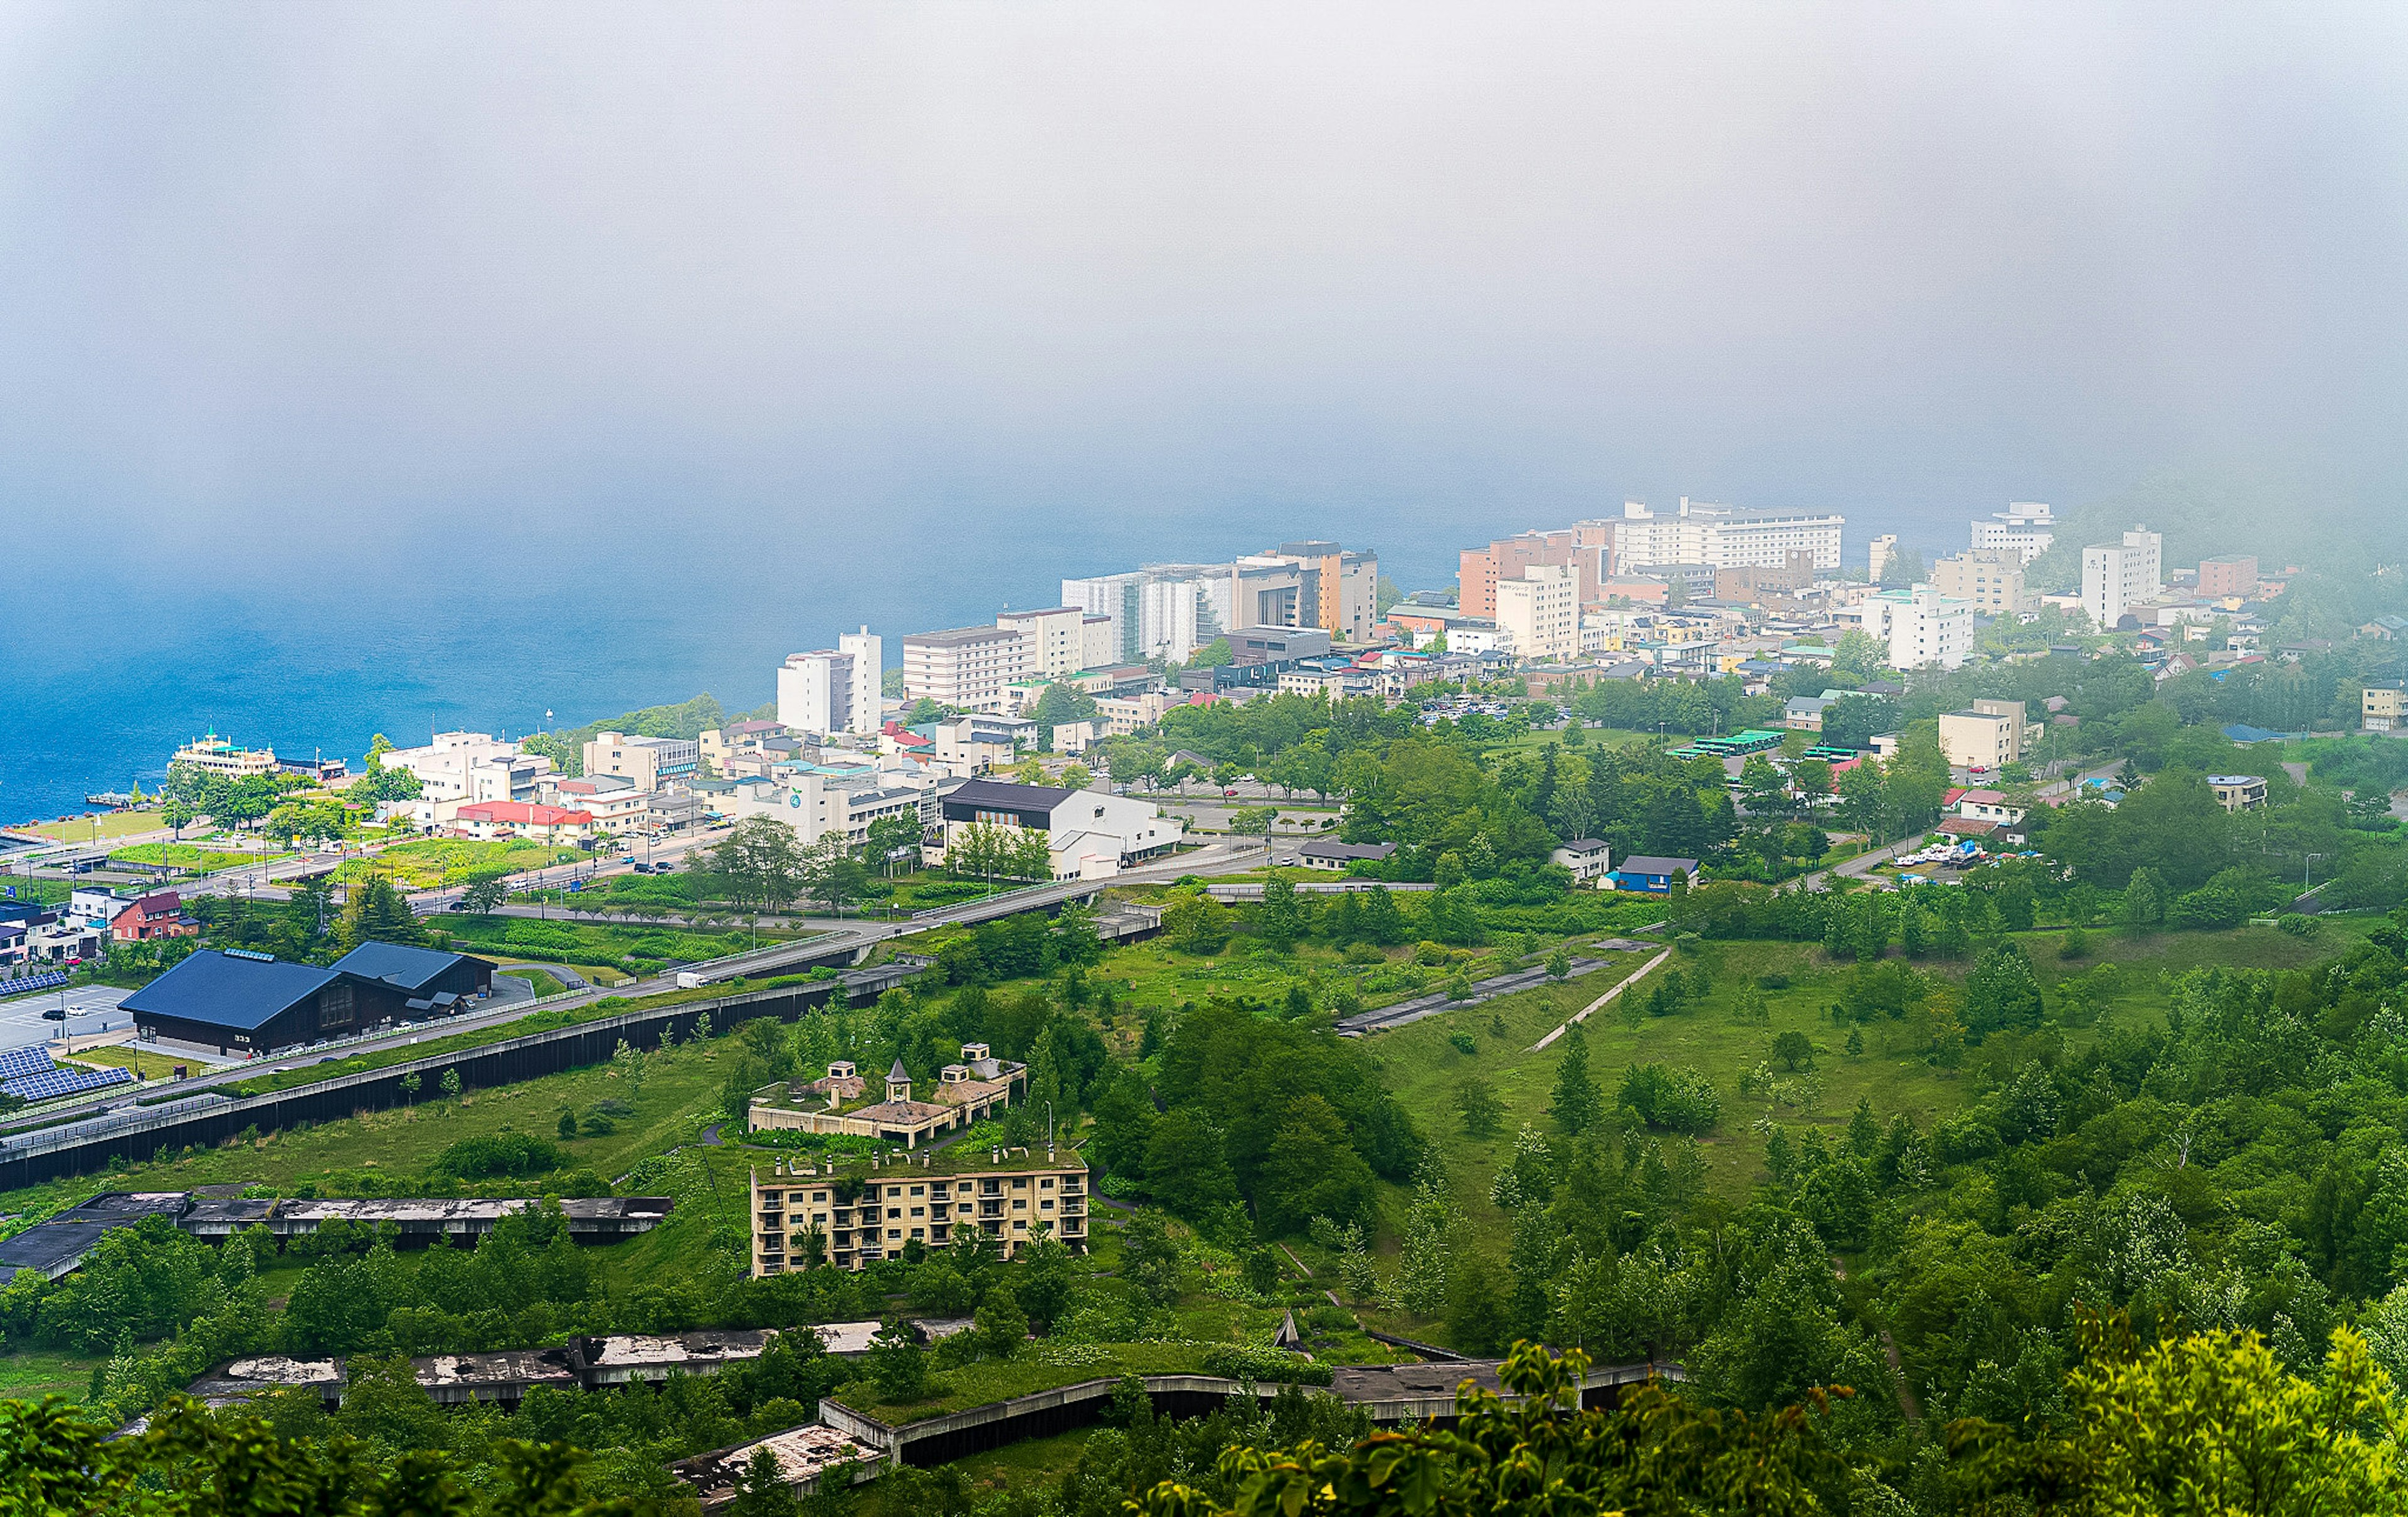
0 985 136 1054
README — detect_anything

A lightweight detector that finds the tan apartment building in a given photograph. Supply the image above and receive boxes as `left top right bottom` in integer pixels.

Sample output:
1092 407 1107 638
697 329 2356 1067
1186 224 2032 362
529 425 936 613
747 1146 1089 1274
2367 681 2405 733
1933 551 2027 615
581 732 699 790
747 1047 1026 1148
1494 564 1580 661
1938 699 2039 770
1457 527 1612 618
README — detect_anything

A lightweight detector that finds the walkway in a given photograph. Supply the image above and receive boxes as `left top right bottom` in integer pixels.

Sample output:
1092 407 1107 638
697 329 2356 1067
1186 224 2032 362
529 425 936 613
1529 948 1673 1052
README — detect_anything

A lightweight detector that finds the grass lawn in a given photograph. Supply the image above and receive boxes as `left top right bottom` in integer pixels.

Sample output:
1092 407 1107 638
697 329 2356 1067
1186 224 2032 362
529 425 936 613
946 1428 1097 1491
0 1030 742 1225
498 966 568 997
349 839 588 889
66 1044 189 1081
23 811 168 843
427 914 773 971
0 1348 102 1405
110 842 295 872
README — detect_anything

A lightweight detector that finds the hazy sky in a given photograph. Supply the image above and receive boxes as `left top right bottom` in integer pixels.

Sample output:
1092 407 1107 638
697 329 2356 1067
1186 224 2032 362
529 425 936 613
1 3 2403 588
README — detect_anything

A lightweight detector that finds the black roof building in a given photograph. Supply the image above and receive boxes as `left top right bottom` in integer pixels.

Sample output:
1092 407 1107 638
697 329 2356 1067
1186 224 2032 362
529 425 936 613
939 780 1075 830
329 941 494 1012
120 947 423 1055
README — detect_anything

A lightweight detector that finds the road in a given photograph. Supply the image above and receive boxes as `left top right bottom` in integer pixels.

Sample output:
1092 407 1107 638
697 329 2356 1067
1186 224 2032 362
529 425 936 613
0 839 1265 1139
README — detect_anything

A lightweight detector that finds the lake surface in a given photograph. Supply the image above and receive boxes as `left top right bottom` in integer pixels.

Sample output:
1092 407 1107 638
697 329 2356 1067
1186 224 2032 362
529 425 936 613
0 499 1954 825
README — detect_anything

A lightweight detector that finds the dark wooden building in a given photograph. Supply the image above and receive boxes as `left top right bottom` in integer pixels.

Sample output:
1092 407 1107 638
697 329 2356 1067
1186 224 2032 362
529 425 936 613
329 941 495 1014
120 948 415 1055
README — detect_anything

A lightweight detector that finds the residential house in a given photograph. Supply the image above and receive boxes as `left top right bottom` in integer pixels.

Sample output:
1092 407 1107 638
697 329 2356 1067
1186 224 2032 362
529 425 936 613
1550 839 1613 885
2367 682 2405 733
1296 839 1396 871
450 802 594 844
109 891 196 943
2207 774 2269 813
1610 855 1699 892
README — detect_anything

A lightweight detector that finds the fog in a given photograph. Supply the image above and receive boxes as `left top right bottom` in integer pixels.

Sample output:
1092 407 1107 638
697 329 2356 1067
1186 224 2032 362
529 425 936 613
0 3 2403 587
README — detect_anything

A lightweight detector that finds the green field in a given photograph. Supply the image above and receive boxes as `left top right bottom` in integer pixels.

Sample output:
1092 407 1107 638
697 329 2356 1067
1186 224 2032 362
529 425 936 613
110 842 294 872
23 810 168 843
346 839 587 889
0 1348 102 1405
428 912 774 970
65 1044 191 1081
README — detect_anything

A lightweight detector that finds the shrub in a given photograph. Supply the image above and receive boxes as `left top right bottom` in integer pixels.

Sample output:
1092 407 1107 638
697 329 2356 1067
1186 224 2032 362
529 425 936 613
1617 1063 1721 1135
1200 1345 1334 1385
1448 1030 1479 1055
2277 913 2316 937
429 1133 564 1181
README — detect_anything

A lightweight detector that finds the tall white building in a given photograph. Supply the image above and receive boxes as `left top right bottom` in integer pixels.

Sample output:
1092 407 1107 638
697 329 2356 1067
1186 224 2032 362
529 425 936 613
1972 502 2056 564
902 625 1029 711
1494 564 1580 661
777 630 882 736
1859 586 1973 670
1607 498 1845 571
1062 566 1224 663
2082 526 2163 631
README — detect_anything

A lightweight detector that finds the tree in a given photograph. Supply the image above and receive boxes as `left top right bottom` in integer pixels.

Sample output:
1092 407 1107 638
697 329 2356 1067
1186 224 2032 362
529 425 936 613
1060 761 1093 790
1013 756 1048 785
340 875 422 948
438 1069 462 1102
1230 806 1279 848
1122 1208 1183 1306
1457 1076 1504 1137
2121 865 2168 933
1772 1030 1813 1071
459 877 507 914
863 813 924 877
1255 877 1306 952
1965 940 2046 1035
712 815 803 911
1551 1025 1602 1134
796 836 870 917
728 1444 800 1517
1546 948 1570 980
867 1320 929 1401
973 1282 1029 1359
1007 828 1054 882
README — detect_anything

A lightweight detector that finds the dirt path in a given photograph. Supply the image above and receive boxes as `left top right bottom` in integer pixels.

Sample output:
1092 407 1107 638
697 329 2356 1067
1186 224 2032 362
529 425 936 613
1530 948 1672 1051
1831 1254 1920 1422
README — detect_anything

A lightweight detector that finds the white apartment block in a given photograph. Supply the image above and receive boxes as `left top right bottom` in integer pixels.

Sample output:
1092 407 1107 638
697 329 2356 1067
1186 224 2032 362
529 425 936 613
996 606 1089 680
1933 551 2027 615
1494 564 1580 660
1861 586 1973 670
1081 615 1116 670
1972 502 2056 564
776 628 881 739
1607 499 1845 573
2082 527 2163 631
1063 566 1225 664
902 625 1028 711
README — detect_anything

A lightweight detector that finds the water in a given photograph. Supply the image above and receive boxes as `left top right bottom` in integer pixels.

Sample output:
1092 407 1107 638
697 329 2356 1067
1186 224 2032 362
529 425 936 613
0 498 1957 825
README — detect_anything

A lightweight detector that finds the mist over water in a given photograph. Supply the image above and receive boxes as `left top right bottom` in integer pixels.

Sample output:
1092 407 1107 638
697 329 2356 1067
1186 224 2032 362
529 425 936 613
3 4 2404 818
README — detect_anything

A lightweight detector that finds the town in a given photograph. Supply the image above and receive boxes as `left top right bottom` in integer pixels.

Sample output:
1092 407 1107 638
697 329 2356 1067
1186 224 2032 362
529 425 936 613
3 484 2407 1513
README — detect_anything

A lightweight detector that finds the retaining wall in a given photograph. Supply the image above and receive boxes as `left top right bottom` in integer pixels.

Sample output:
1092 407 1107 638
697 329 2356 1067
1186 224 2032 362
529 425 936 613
0 974 901 1192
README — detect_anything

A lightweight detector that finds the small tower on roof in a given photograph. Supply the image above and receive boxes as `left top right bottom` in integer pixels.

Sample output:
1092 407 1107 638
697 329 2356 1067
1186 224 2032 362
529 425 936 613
886 1059 912 1103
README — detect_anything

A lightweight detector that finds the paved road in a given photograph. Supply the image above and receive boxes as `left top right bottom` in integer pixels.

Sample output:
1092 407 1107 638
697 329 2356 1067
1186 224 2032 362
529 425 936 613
0 840 1265 1139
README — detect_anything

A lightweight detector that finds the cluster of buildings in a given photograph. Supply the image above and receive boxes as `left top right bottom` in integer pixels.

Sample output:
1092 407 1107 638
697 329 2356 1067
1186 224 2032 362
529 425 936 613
0 887 198 968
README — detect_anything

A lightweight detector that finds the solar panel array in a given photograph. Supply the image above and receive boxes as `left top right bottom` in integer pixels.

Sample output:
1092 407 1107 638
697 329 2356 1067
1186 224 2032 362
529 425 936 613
0 1045 55 1077
0 1060 135 1102
0 970 71 997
